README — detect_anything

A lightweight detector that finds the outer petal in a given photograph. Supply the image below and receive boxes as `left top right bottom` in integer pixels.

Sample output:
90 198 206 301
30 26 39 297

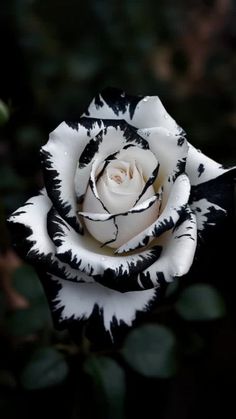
186 144 235 186
84 87 181 134
7 192 94 284
39 272 158 341
190 170 236 238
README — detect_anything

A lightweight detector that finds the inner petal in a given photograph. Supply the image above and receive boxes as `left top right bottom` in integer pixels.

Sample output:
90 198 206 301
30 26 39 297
95 159 145 213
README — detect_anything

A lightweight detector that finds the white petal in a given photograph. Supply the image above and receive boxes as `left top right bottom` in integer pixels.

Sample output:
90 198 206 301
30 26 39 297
85 88 181 134
138 127 188 186
8 193 94 284
186 144 234 185
48 208 162 289
96 161 144 213
117 174 191 253
47 274 157 335
136 206 197 288
41 120 103 231
80 186 160 248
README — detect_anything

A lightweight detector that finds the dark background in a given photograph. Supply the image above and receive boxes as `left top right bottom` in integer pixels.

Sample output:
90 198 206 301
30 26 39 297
0 1 236 418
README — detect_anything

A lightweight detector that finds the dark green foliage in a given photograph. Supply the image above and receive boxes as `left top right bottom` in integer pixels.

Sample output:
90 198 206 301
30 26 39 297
175 283 226 321
83 356 126 419
20 347 69 390
122 324 178 378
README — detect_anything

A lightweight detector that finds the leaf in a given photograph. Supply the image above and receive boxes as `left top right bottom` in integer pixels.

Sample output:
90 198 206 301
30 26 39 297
12 265 44 302
20 347 68 390
6 302 51 337
84 356 126 419
175 283 226 321
121 324 177 379
0 99 9 125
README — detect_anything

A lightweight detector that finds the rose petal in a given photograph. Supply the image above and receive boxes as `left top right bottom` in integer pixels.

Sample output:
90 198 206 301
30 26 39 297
7 192 94 284
38 271 158 340
186 144 235 186
116 174 191 253
191 198 226 231
40 119 104 232
138 127 188 186
80 191 160 248
47 207 163 291
79 193 160 222
115 146 160 204
136 206 197 289
85 87 181 134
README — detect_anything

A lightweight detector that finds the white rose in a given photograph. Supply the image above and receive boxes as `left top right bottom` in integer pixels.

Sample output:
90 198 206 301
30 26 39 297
8 88 235 342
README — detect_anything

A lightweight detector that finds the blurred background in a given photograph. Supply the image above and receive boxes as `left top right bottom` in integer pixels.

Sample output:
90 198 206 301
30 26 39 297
0 0 235 418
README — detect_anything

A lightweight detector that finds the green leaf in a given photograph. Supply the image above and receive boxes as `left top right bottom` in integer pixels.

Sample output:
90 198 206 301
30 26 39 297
0 100 10 125
175 283 226 321
20 347 68 390
84 356 126 419
12 265 44 302
6 302 51 337
122 324 177 379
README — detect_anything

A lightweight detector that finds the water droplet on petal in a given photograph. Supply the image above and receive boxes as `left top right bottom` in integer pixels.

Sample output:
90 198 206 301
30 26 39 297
143 96 149 102
64 151 68 156
197 149 202 153
101 257 107 262
164 114 168 119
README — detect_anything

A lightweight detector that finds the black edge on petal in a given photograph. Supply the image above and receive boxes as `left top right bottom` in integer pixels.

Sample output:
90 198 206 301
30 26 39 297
79 193 160 221
47 207 71 247
190 170 235 212
93 245 163 292
78 129 103 168
89 177 110 214
36 270 87 340
85 287 164 349
96 151 118 182
66 121 79 130
171 158 187 182
135 162 160 205
100 217 119 248
40 148 83 234
99 87 142 119
38 268 165 348
8 209 88 284
78 119 149 169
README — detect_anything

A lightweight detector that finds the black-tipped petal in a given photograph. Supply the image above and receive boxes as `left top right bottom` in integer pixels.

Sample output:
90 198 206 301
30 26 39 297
47 207 164 291
41 120 104 232
85 87 181 134
38 271 158 342
7 192 94 284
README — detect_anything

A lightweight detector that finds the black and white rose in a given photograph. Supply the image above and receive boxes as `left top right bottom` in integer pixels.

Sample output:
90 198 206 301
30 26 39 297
8 88 235 342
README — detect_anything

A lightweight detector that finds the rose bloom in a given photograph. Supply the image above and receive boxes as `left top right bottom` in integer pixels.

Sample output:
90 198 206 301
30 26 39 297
8 88 235 343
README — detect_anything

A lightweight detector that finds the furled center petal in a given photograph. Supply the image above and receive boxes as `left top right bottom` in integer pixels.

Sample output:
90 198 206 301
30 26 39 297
96 159 145 213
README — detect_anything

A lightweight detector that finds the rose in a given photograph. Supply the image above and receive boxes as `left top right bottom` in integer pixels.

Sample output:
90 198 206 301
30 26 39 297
8 87 235 342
